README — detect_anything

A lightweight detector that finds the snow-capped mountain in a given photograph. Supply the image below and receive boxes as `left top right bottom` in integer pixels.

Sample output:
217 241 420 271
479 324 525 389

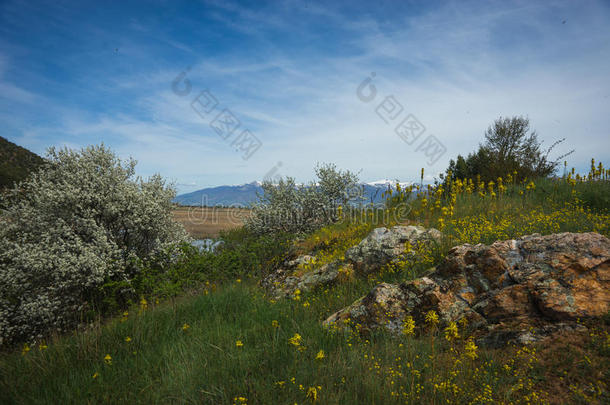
366 179 413 188
173 180 414 207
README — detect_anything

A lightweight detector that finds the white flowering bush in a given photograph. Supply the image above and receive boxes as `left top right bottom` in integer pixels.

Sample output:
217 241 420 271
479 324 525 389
247 163 359 234
0 145 188 346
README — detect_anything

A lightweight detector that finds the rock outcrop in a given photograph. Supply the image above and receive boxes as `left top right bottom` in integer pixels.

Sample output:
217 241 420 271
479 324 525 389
345 225 442 275
263 225 441 299
324 232 610 347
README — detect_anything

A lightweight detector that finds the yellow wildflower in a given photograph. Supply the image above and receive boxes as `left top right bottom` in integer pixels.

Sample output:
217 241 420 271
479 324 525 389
272 320 279 328
289 333 302 347
235 340 244 348
125 336 132 343
104 354 112 365
402 316 415 336
182 323 190 331
306 386 318 402
465 338 478 360
444 322 459 342
315 350 325 360
425 310 439 327
21 343 30 355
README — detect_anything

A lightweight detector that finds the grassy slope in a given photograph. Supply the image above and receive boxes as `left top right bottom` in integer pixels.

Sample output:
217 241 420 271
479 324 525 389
2 281 607 404
1 175 609 404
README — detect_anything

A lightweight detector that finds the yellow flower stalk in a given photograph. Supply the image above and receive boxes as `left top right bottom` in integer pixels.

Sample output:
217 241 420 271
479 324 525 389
465 338 478 360
306 386 318 402
444 322 459 342
425 310 439 327
402 316 415 336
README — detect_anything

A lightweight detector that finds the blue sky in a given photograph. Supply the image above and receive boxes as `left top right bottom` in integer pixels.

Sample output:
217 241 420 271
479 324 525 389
1 0 609 193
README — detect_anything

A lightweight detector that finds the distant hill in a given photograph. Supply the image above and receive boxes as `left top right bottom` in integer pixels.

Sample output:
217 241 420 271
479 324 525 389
175 182 264 207
0 137 44 190
173 180 413 207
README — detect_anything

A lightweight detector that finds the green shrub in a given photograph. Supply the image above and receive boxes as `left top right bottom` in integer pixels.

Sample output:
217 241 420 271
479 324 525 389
128 227 293 301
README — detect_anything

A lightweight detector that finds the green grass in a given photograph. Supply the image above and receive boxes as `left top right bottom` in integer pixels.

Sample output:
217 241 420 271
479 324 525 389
3 279 607 404
2 175 609 404
0 280 370 404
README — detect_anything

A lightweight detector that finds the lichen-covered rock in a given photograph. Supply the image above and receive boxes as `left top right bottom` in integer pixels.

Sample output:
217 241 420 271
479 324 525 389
282 262 342 297
345 225 441 275
262 226 441 299
261 254 344 299
324 282 409 334
324 232 610 347
286 255 316 269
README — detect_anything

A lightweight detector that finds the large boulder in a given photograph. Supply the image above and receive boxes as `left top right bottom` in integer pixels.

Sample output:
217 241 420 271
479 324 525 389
324 232 610 347
345 225 442 275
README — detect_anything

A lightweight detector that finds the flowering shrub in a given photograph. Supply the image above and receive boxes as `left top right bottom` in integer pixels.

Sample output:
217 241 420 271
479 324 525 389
0 145 188 346
247 163 359 234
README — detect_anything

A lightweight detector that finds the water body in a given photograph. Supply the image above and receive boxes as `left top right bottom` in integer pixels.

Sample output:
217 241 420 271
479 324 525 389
191 238 224 252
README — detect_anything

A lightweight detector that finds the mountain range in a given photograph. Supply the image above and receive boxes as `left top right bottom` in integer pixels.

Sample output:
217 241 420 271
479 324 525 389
173 180 413 207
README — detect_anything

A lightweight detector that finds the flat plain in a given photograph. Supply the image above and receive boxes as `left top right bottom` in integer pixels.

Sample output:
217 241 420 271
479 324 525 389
172 206 251 238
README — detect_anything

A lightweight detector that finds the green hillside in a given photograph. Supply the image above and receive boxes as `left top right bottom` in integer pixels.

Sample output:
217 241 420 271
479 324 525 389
0 136 44 190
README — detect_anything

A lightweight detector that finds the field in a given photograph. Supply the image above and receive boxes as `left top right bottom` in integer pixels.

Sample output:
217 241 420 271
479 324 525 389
2 172 609 404
172 206 251 238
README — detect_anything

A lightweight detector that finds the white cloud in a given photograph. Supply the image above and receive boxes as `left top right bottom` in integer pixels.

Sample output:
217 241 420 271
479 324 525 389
2 0 609 193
